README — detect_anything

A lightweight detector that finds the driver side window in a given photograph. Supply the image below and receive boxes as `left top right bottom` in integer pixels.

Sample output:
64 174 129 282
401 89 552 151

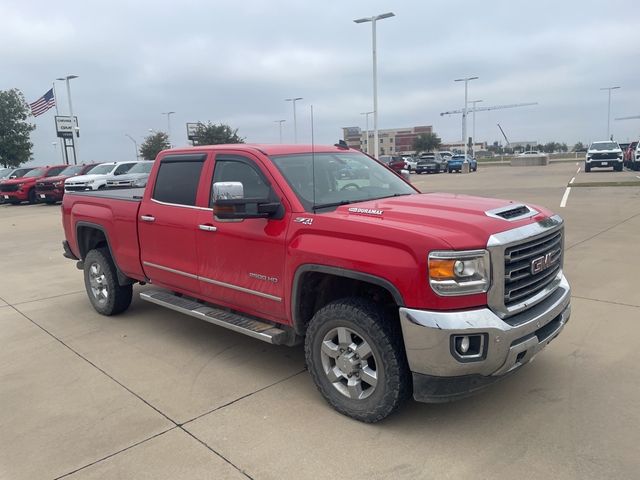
211 157 270 202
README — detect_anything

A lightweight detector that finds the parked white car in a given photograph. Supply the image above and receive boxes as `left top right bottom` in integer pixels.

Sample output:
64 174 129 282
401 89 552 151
65 161 138 191
402 156 417 171
585 141 623 172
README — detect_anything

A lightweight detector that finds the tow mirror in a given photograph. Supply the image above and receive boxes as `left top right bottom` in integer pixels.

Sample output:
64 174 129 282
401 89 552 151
212 181 281 220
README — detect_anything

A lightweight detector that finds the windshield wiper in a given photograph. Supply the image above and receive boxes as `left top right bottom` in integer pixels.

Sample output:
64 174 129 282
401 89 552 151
313 200 355 211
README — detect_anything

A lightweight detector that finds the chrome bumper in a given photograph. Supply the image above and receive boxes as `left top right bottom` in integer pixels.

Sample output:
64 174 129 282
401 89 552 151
399 274 570 378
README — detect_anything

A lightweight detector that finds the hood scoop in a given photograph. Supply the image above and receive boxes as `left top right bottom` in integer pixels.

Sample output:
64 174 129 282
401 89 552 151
485 204 538 221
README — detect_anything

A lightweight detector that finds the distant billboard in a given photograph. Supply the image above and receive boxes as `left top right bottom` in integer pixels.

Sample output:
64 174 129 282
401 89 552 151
186 122 203 141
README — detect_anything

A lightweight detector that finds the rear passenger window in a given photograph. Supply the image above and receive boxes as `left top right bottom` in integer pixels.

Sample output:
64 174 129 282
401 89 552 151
153 154 206 206
46 166 66 177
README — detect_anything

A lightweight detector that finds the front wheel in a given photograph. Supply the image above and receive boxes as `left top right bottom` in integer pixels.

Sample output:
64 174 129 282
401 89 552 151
83 247 132 315
28 189 37 204
305 298 411 423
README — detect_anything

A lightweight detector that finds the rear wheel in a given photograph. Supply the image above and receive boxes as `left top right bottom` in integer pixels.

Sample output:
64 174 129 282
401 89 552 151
305 298 411 423
585 164 591 172
83 247 133 315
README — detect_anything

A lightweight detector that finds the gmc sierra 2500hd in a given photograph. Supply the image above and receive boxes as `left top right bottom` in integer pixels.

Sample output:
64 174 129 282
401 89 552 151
62 143 571 422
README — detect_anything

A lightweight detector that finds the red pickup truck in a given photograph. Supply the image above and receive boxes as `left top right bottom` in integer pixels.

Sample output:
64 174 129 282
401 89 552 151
62 144 571 422
1 164 67 204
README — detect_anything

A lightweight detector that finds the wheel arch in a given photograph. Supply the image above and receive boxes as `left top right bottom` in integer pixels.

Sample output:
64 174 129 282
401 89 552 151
291 264 405 336
75 221 134 286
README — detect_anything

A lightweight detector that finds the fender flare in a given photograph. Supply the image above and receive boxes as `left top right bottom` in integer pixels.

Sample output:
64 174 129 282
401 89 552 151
291 264 405 333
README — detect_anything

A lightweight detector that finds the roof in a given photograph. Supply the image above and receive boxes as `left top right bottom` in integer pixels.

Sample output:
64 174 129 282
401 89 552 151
163 144 352 156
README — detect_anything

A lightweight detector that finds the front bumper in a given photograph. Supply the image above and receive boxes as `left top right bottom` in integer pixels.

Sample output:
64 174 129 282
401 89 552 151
1 191 27 202
400 274 570 402
587 159 622 167
36 189 64 202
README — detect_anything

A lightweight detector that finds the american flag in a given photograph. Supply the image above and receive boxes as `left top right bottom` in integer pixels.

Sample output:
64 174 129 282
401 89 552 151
29 88 56 117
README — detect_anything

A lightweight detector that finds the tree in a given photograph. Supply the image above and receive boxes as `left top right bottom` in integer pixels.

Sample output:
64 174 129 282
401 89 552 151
140 131 170 160
572 142 585 152
0 89 35 168
413 132 441 153
192 122 244 145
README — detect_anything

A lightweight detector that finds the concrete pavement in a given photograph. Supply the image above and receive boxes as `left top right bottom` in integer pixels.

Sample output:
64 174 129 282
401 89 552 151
1 162 639 479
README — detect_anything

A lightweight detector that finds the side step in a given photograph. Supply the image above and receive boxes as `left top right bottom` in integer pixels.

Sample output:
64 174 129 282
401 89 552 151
140 290 289 345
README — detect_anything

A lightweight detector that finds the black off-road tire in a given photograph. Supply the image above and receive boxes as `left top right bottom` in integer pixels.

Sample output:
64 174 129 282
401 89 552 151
83 247 133 316
585 164 591 172
305 297 411 423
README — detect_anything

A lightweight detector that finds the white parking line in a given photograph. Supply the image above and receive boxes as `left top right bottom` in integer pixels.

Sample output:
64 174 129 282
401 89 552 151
576 167 581 174
570 177 575 184
560 187 571 208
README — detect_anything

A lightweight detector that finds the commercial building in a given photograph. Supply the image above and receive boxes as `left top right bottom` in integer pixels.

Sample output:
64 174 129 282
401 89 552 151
342 125 433 155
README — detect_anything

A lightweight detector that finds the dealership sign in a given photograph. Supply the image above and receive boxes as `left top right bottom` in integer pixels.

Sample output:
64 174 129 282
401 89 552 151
186 122 203 141
55 116 79 139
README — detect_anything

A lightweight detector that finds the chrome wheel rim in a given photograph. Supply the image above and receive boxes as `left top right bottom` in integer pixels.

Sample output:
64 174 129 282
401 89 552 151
88 262 109 306
320 326 379 400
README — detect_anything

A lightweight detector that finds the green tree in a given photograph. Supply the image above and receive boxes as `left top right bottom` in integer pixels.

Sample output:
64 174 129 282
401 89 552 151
413 132 441 153
572 142 585 152
140 131 170 160
0 89 35 168
192 122 244 145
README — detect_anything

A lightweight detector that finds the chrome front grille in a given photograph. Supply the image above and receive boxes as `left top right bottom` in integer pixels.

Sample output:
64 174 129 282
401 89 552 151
487 215 564 320
504 229 563 307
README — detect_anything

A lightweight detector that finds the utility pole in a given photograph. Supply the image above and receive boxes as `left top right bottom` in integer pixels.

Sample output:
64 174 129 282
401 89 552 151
360 111 374 154
274 120 286 143
162 111 175 146
285 98 303 143
600 86 620 140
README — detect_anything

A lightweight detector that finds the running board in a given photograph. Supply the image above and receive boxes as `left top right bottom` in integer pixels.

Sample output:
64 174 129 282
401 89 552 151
140 290 289 345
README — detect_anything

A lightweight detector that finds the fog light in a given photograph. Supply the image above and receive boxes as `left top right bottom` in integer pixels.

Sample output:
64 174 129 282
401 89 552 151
452 334 486 361
458 335 470 353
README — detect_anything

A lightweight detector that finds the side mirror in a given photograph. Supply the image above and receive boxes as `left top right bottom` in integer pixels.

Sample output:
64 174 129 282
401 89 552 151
9 175 17 179
212 181 281 220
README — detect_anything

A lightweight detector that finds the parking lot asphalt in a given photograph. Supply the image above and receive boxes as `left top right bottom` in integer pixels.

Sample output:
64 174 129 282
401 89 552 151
1 162 639 479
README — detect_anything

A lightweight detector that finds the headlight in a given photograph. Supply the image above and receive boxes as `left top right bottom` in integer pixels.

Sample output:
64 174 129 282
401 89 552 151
86 179 95 184
428 250 490 296
132 178 146 187
54 181 63 187
17 183 25 188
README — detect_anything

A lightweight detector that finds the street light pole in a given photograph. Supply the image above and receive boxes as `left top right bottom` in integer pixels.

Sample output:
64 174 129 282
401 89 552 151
360 111 374 155
454 76 478 170
125 134 139 160
354 12 395 160
469 99 483 151
57 75 79 164
600 86 620 140
285 98 303 143
274 120 286 143
162 111 175 146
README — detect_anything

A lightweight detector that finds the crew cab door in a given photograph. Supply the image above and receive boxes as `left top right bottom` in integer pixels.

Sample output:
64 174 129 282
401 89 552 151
196 152 289 322
138 153 209 293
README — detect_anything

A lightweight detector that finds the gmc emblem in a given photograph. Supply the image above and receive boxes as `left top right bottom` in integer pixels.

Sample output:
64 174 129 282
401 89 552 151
531 252 555 275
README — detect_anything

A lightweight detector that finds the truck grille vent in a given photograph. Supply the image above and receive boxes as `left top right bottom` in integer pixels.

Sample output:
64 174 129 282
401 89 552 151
0 184 19 192
504 229 563 307
590 152 618 160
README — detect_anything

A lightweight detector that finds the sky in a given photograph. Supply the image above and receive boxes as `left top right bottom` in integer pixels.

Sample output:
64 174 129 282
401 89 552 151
2 0 640 166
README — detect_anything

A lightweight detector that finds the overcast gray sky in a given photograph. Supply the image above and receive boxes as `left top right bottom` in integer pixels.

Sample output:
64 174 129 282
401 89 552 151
3 0 639 165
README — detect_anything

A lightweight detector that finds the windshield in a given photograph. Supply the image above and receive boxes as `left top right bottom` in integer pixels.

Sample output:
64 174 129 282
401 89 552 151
59 165 84 176
590 142 619 151
86 164 115 175
127 162 153 174
23 168 45 178
271 151 415 211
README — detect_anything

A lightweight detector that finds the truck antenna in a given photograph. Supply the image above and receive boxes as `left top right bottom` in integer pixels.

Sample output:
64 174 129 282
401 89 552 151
311 104 316 209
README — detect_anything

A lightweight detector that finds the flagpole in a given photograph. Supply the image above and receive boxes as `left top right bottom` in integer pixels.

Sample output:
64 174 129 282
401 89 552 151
52 82 67 165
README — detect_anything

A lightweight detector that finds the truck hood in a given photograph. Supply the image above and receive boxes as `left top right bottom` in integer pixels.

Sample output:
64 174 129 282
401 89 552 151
587 148 621 154
328 193 552 250
108 173 149 181
1 176 38 185
66 173 112 183
37 174 74 184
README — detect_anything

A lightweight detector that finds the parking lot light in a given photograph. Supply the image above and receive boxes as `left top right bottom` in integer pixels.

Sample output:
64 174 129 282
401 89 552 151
454 76 478 171
354 12 395 159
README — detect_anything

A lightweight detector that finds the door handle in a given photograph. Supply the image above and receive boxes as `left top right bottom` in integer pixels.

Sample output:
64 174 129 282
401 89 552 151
140 215 155 222
198 224 218 232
